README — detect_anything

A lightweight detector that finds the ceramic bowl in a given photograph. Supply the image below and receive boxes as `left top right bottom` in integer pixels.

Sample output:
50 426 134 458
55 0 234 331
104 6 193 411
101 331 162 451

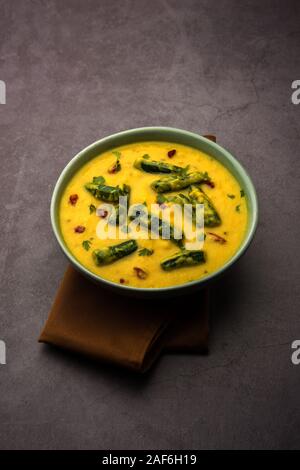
51 127 258 298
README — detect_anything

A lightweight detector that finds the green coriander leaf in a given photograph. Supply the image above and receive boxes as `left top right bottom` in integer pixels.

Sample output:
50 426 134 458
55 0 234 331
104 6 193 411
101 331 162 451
82 240 91 251
138 248 154 256
112 150 121 159
92 176 105 184
89 204 96 214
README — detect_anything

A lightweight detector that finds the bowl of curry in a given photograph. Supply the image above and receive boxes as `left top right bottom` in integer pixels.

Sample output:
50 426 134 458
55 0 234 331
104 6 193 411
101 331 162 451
51 127 258 298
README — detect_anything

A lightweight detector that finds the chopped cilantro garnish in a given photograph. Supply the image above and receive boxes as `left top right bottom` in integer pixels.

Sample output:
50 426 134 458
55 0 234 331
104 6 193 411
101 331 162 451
92 176 105 184
82 240 91 251
89 204 96 214
138 248 154 257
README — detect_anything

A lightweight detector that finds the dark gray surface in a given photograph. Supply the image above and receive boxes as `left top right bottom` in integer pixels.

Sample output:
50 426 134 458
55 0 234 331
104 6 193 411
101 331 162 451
0 0 299 450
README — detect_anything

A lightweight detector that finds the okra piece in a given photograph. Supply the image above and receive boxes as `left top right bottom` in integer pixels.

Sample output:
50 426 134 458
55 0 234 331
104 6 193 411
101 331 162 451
108 185 131 225
129 211 184 247
134 156 185 174
156 193 191 206
151 215 184 247
189 185 221 227
161 249 205 271
151 172 212 193
85 182 130 203
92 239 138 266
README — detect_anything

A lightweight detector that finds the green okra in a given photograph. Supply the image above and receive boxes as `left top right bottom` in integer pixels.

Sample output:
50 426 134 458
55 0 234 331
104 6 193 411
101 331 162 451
108 185 131 225
92 239 138 266
161 249 206 271
151 172 212 193
151 215 184 247
129 211 184 247
156 193 191 206
189 185 221 227
134 156 185 174
85 181 130 203
156 193 193 222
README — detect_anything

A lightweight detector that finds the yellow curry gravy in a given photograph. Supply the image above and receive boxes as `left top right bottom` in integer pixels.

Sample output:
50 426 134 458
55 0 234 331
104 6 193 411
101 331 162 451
59 142 247 288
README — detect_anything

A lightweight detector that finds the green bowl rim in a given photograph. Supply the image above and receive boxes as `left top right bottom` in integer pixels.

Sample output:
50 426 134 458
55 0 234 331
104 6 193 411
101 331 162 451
50 126 258 293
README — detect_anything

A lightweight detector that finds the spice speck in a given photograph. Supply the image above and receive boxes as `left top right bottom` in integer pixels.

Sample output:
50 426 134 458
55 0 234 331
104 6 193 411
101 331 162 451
74 225 85 233
167 149 176 158
69 194 78 205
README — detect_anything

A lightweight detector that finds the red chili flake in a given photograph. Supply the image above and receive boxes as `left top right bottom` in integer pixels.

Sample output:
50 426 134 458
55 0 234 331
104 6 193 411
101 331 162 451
167 149 176 158
120 278 126 284
97 208 108 218
74 225 85 233
108 158 121 174
203 181 215 188
108 164 117 174
69 194 79 205
208 232 227 244
133 267 148 280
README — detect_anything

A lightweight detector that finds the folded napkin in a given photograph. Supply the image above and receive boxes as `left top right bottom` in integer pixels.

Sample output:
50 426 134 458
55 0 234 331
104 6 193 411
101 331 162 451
39 135 216 373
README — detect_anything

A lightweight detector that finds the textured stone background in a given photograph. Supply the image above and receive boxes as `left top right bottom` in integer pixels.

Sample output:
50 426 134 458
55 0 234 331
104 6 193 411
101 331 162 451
0 0 300 450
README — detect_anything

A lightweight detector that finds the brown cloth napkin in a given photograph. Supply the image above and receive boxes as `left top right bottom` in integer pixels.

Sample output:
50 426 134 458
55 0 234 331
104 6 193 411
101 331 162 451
39 135 216 373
